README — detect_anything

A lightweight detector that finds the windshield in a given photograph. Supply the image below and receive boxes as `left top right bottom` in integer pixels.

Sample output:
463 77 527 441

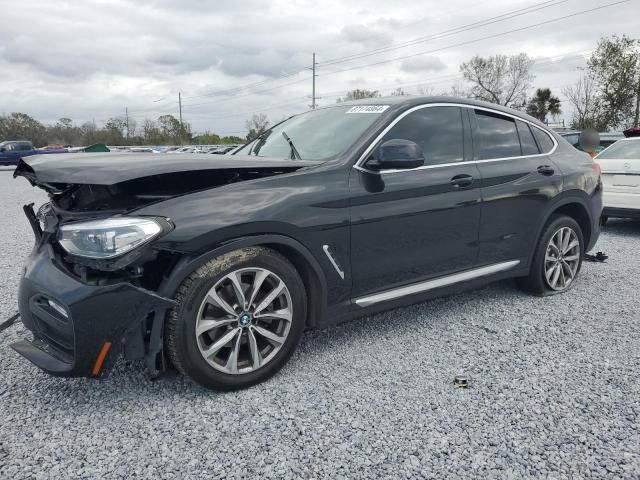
597 140 640 160
237 105 389 160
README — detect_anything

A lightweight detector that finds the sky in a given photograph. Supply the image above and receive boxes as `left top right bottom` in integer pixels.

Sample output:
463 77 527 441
0 0 638 137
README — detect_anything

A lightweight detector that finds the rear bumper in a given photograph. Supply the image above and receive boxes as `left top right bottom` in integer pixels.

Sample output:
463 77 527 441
12 246 175 377
602 206 640 219
603 191 640 211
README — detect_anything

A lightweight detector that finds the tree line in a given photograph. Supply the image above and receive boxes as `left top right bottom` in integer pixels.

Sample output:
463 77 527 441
0 113 245 147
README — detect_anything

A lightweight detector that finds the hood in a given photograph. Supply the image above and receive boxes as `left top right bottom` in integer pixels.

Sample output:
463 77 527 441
14 152 322 215
14 152 321 186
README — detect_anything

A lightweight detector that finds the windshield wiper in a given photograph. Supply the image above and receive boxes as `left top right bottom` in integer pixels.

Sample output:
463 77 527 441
281 131 301 160
249 129 272 156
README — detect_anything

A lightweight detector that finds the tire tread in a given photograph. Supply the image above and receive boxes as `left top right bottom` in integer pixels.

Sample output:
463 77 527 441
165 247 305 390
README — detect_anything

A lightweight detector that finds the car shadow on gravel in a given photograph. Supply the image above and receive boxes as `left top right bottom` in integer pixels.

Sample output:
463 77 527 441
7 278 523 403
298 278 519 353
602 218 640 235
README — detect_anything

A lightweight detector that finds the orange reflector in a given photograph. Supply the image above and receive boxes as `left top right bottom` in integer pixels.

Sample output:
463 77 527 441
92 341 113 376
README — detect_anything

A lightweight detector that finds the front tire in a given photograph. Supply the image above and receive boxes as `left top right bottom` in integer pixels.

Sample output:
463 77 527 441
517 215 584 296
166 247 307 390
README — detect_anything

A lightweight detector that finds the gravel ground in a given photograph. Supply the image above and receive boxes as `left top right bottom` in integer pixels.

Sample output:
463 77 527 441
1 168 639 479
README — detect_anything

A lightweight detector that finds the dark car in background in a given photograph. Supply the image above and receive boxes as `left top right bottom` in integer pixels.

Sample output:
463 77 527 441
0 141 38 166
0 140 69 166
12 96 602 390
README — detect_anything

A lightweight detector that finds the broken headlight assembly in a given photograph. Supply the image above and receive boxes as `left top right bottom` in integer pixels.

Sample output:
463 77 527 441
57 217 167 259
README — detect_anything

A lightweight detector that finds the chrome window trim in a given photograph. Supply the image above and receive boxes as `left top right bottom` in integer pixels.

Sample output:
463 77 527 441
353 102 558 174
353 260 520 307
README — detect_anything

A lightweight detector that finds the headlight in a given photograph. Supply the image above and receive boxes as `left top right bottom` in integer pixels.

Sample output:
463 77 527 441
58 217 163 259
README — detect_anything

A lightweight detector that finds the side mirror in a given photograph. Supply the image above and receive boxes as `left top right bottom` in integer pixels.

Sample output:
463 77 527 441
367 139 425 170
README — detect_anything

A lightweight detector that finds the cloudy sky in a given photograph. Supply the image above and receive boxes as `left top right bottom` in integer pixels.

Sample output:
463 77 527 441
1 0 638 137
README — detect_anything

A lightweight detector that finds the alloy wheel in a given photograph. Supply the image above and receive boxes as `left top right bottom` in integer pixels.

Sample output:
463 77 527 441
195 267 293 374
544 226 581 291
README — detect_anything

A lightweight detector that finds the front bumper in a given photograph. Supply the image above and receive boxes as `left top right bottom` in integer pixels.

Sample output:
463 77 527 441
13 245 175 377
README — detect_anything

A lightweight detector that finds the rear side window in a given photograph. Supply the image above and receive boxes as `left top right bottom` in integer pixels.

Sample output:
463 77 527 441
19 142 32 151
379 106 464 166
516 120 540 155
532 127 555 153
474 110 521 159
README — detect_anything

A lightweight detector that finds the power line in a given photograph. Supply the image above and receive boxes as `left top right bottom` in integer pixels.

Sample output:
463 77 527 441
318 0 568 67
180 70 307 101
317 0 629 78
117 0 597 118
202 99 309 121
129 1 567 109
137 0 568 109
312 49 592 100
104 48 593 124
180 76 311 109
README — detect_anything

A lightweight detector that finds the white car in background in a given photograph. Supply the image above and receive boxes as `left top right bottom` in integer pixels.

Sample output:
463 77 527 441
597 137 640 223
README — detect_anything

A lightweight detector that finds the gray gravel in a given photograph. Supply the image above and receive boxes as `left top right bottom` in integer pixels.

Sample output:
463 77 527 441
1 169 639 479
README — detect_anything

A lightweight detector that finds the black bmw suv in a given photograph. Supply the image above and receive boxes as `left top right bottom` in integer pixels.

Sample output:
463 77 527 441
13 96 602 390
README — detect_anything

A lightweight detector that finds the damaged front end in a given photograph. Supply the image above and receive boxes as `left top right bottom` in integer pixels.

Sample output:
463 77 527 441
12 153 316 377
14 199 179 377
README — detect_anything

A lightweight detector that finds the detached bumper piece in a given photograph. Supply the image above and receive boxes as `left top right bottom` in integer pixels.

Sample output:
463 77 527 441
12 246 175 377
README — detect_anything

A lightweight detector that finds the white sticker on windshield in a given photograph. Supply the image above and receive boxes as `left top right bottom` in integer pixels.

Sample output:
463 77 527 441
346 105 390 114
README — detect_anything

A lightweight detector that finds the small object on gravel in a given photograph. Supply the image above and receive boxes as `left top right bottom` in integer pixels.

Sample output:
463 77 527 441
0 312 20 333
584 251 608 262
454 375 469 389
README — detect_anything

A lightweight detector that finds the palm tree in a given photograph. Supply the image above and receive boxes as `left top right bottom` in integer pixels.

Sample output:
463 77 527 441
526 88 562 123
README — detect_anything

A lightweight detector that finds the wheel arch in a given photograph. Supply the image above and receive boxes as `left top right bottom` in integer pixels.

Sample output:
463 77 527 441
551 202 592 249
528 191 595 270
157 234 328 328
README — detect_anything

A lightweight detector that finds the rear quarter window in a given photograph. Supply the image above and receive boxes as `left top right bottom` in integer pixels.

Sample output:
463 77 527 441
532 127 555 153
516 120 540 156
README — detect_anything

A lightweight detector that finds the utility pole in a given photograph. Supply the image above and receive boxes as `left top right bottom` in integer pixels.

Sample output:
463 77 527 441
125 106 129 142
311 52 317 110
178 91 184 144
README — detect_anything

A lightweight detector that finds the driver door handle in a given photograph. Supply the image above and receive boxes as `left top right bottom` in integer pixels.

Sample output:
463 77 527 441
450 174 474 188
537 165 555 176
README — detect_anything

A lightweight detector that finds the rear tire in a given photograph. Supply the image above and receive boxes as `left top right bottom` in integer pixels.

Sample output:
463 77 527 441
517 214 584 296
166 247 307 390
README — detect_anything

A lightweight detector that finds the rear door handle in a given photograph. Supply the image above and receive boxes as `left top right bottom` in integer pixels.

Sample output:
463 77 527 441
450 174 474 188
537 165 555 176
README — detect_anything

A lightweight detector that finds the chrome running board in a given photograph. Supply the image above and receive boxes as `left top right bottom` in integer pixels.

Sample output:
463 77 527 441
354 260 520 307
